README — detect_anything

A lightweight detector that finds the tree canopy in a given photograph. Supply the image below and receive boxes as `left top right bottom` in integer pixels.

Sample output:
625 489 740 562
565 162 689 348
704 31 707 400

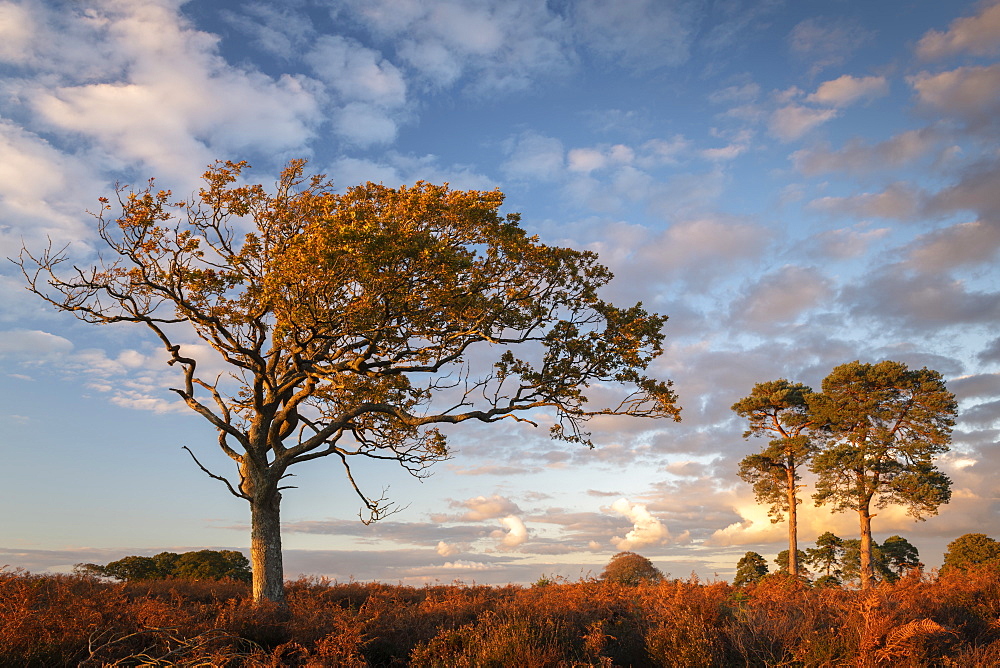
76 550 251 582
733 551 769 587
21 160 680 604
805 532 845 579
839 539 896 586
774 549 810 578
599 552 664 585
881 535 920 580
942 533 1000 572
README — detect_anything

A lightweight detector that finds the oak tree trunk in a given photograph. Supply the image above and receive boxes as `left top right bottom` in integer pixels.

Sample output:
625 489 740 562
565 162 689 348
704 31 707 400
250 489 286 605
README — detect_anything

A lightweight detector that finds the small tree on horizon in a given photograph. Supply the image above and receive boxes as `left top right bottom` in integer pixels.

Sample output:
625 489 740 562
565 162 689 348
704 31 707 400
733 551 769 586
599 552 664 585
775 549 811 578
805 531 845 579
881 535 920 580
21 160 680 605
840 538 897 587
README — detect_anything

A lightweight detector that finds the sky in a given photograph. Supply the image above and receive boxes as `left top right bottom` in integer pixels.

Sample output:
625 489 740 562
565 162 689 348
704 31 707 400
1 0 998 586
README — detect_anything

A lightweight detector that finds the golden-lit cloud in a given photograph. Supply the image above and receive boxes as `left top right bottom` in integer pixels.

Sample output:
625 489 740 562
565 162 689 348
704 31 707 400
491 516 528 549
807 74 888 107
610 499 673 550
917 1 1000 60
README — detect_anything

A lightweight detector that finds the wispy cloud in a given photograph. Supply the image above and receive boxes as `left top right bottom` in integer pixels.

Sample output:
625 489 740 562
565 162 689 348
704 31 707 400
806 74 888 107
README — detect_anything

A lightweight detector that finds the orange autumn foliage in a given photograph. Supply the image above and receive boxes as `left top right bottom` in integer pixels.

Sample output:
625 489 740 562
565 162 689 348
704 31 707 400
3 564 1000 666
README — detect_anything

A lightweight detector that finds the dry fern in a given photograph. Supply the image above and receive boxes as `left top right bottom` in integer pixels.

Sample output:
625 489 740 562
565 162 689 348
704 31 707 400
875 618 950 663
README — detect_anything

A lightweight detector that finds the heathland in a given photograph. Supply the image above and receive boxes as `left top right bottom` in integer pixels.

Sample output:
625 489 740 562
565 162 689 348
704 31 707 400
3 563 999 666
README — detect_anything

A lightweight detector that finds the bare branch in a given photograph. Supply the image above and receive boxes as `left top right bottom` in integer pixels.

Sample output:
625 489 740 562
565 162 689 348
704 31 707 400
182 446 248 500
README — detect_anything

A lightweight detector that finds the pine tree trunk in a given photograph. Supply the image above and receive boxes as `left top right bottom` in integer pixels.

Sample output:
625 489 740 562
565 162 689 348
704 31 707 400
787 465 798 577
250 488 286 605
858 509 873 590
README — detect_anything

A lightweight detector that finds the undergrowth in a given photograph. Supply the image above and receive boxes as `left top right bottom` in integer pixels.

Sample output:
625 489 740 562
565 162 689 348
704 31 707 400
2 565 999 666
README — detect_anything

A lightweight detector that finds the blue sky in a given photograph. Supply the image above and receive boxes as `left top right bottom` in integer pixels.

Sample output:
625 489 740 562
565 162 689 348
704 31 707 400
1 0 998 585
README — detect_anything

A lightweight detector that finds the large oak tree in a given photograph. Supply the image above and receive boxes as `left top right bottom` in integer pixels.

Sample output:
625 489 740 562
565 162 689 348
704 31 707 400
809 360 955 590
20 160 681 604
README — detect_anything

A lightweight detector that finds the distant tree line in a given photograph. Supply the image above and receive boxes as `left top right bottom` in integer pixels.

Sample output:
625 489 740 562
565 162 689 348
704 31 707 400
75 549 251 582
734 532 1000 588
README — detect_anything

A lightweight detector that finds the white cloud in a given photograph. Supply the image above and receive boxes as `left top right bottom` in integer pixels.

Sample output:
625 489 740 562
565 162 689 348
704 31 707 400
12 335 227 415
567 144 634 173
769 104 838 142
327 157 405 187
575 213 772 302
347 0 573 94
0 120 104 255
305 35 406 107
438 560 496 570
706 499 857 547
700 130 752 161
0 1 34 64
917 1 1000 60
331 102 399 146
326 153 494 193
807 74 888 107
610 498 671 550
26 2 321 181
708 82 761 105
435 541 461 557
637 136 691 166
397 40 462 87
501 132 565 181
0 329 73 357
491 515 528 548
0 326 203 414
567 147 607 173
109 389 186 414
